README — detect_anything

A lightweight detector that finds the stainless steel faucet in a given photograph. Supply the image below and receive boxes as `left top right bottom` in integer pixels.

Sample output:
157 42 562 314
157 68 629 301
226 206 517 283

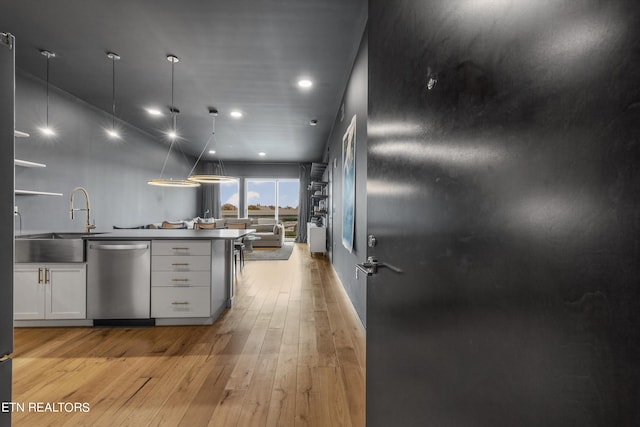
70 186 96 233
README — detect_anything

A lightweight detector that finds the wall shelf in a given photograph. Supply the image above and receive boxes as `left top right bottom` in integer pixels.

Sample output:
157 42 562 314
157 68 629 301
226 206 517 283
15 190 63 196
310 163 327 181
15 159 46 168
14 131 61 196
308 180 328 225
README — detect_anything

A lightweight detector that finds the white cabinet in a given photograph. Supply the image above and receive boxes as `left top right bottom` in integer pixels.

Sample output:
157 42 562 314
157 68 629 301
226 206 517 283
14 264 86 320
307 222 326 254
151 287 211 318
151 240 212 318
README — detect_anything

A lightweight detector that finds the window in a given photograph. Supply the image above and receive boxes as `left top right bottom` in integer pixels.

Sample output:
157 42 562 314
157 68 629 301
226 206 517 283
245 179 299 238
246 180 277 220
220 179 239 219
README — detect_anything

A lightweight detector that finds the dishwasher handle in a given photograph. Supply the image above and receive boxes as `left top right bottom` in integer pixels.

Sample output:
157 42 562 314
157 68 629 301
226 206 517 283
89 243 149 251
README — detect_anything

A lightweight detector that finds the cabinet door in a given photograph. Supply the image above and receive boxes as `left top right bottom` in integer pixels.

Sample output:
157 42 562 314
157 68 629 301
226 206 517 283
151 287 210 318
14 266 45 320
152 240 211 256
46 264 86 319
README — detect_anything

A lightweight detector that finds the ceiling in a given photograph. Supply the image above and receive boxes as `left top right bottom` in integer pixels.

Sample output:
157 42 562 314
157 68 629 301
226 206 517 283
0 0 367 163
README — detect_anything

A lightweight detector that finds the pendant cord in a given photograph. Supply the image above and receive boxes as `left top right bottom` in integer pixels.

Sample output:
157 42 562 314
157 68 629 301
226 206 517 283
45 56 50 127
111 56 116 128
188 116 216 176
159 55 177 179
171 59 175 132
158 139 175 179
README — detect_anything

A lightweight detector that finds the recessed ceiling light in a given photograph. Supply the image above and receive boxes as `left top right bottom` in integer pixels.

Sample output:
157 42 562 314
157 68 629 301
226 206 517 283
298 79 313 88
106 129 120 139
39 126 55 136
147 108 163 116
230 110 243 118
258 152 266 157
167 130 178 140
209 150 216 154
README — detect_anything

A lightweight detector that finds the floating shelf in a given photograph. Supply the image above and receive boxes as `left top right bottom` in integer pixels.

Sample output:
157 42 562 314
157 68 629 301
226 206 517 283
310 163 327 181
15 190 63 196
13 132 60 196
14 159 46 168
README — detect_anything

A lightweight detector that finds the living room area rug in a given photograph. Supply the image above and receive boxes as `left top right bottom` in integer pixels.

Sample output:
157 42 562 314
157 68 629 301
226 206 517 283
244 242 294 261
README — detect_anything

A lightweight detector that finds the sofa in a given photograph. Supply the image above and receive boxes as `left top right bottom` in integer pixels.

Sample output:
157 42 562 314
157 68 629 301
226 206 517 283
222 218 284 248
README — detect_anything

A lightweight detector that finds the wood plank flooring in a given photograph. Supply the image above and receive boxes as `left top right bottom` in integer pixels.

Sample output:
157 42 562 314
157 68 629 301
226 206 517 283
10 243 366 427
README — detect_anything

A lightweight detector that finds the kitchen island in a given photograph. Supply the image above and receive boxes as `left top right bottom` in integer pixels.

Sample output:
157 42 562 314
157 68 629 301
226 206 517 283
14 228 254 327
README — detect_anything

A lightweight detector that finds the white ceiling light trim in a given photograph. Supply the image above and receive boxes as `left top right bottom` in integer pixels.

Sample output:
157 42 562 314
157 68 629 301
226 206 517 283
297 78 313 88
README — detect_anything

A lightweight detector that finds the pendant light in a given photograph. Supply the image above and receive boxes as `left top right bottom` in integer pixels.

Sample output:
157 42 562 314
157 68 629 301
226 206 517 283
187 108 236 184
167 54 179 140
39 50 56 136
106 52 121 138
147 54 199 188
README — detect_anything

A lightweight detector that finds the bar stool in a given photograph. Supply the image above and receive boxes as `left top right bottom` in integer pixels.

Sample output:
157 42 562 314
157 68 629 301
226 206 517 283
234 241 245 270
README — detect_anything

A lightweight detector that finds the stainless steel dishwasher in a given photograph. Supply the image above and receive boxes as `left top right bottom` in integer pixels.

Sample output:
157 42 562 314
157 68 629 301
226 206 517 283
87 241 151 324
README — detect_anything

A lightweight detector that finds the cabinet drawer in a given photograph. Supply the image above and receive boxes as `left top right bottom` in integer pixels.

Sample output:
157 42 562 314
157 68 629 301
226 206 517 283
152 271 211 287
152 240 211 256
152 255 211 272
152 287 210 318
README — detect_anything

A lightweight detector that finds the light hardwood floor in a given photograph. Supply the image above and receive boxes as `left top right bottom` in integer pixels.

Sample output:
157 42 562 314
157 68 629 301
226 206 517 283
11 243 366 426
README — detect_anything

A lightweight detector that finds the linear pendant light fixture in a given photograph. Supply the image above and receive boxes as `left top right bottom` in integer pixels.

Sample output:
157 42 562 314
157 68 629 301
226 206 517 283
39 50 56 136
187 108 236 184
106 52 120 139
148 54 199 188
167 54 179 140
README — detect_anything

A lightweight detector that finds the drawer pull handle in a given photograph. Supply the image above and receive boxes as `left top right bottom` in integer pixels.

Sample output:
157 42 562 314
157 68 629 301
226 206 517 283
37 268 43 284
171 263 190 266
171 301 190 305
172 247 189 251
172 278 189 282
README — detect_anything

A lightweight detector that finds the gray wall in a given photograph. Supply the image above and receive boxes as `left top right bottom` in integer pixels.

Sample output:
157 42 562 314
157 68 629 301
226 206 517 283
218 162 299 179
14 71 197 233
323 29 368 326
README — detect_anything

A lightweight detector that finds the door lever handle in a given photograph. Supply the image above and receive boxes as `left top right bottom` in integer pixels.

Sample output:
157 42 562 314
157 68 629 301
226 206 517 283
356 256 403 276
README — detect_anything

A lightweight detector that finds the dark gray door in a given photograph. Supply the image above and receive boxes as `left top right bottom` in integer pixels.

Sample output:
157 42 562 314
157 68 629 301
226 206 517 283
0 31 15 427
366 1 640 426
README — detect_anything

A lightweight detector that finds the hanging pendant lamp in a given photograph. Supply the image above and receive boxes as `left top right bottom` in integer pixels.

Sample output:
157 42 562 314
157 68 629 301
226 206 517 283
106 52 121 139
187 108 236 184
39 50 56 136
148 55 199 188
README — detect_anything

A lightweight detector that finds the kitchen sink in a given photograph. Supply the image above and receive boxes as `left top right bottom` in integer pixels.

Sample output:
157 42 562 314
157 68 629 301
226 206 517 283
15 232 106 263
17 232 103 240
